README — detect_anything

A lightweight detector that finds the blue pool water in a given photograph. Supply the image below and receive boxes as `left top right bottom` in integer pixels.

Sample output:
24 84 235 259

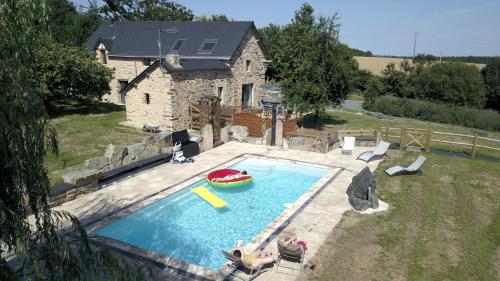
96 158 328 270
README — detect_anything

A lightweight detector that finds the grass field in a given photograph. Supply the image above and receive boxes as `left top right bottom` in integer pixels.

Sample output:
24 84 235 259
45 101 149 185
299 150 500 281
298 111 500 158
355 56 486 75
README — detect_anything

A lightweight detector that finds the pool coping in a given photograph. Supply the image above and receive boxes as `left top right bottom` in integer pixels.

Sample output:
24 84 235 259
79 153 345 280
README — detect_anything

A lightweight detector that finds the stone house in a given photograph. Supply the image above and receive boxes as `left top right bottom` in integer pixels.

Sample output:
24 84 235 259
86 21 270 131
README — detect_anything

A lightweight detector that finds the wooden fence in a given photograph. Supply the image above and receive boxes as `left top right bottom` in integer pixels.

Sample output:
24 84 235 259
381 127 500 158
232 112 297 137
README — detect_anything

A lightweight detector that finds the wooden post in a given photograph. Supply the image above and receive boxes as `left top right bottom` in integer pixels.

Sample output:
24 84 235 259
385 127 389 141
471 135 478 158
376 130 382 145
425 129 432 152
400 128 406 150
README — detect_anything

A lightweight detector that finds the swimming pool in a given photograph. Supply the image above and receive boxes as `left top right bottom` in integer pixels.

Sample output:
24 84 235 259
96 158 328 270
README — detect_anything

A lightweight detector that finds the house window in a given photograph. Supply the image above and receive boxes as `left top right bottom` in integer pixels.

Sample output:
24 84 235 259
119 80 128 104
171 39 185 52
143 58 151 66
242 83 253 106
100 50 107 64
217 86 224 103
144 93 150 104
198 39 218 53
245 60 251 72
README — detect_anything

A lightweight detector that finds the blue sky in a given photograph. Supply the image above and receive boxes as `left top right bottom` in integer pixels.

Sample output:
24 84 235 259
72 0 500 56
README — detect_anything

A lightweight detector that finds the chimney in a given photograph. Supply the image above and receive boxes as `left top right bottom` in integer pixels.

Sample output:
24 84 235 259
166 54 181 68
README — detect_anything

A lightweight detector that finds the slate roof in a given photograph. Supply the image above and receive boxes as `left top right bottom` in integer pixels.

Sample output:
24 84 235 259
86 21 255 60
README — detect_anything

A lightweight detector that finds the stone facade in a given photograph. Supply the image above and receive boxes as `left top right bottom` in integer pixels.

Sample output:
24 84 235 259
97 51 153 104
96 28 268 131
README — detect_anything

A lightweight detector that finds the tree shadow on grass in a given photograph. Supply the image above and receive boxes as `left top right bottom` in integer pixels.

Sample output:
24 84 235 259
300 113 347 130
47 99 125 118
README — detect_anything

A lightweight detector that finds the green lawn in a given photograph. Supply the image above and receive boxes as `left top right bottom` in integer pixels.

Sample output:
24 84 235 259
299 111 500 158
45 101 149 185
300 150 500 281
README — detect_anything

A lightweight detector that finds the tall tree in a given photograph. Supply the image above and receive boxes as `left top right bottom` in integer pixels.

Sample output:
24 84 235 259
37 42 113 107
47 0 102 46
0 1 148 279
272 3 356 123
102 0 194 21
381 63 415 98
482 58 500 110
195 14 230 22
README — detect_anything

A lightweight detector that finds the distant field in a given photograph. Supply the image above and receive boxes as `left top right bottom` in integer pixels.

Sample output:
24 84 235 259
354 56 486 75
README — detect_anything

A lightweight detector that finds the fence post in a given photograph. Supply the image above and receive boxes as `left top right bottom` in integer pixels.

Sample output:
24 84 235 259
385 127 389 141
425 129 432 152
400 128 406 151
471 135 478 158
376 130 382 145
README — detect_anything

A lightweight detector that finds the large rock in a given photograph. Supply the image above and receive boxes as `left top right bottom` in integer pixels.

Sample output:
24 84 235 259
220 126 230 143
188 129 202 143
245 137 262 145
84 156 110 170
104 144 127 168
276 120 283 146
63 169 103 186
230 125 249 141
288 136 314 151
201 124 213 151
122 143 145 165
346 167 379 211
137 144 160 161
142 131 172 148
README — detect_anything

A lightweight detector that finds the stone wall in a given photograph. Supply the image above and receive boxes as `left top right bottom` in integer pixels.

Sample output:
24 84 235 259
96 52 152 104
125 67 174 130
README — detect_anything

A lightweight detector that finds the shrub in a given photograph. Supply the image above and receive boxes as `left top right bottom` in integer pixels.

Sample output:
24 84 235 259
482 58 500 110
413 62 486 108
372 96 500 131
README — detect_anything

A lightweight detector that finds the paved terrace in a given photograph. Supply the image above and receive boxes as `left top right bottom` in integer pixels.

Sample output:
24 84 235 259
56 141 387 281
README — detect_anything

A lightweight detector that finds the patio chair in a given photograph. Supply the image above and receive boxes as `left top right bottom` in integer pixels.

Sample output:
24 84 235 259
276 240 305 276
342 136 356 155
385 155 427 176
357 141 391 162
221 250 267 281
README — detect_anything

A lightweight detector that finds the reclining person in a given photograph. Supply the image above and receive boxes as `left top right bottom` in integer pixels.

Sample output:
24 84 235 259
212 171 248 182
232 245 275 268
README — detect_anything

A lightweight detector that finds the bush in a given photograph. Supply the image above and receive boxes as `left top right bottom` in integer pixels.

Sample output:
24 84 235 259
482 58 500 110
372 96 500 131
413 62 486 108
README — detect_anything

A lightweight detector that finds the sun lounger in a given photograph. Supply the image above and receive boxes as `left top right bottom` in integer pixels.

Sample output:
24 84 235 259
357 141 391 162
342 136 355 155
385 155 427 176
222 250 266 281
276 240 305 276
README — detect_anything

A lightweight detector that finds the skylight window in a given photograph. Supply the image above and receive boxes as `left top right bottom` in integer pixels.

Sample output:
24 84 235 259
171 39 185 52
198 40 218 53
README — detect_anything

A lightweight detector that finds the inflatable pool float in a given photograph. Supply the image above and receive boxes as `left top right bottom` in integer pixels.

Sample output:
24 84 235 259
206 169 253 188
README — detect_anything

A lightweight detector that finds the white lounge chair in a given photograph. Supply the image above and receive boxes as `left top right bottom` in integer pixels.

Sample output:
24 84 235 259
385 155 427 176
341 137 355 155
357 141 391 162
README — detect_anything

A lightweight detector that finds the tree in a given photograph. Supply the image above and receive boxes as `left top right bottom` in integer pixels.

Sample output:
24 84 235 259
195 14 230 22
482 58 500 110
36 42 113 106
47 0 102 46
258 24 283 80
362 76 385 110
272 4 356 124
0 1 148 279
102 0 194 21
413 62 486 108
350 68 372 95
381 63 415 98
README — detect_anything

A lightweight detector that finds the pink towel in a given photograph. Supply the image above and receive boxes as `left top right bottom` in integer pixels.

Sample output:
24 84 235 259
297 240 307 252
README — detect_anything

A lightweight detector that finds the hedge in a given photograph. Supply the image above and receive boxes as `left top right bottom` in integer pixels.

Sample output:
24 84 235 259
371 96 500 131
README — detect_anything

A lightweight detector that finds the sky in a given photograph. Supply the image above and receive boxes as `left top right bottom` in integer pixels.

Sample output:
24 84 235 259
72 0 500 56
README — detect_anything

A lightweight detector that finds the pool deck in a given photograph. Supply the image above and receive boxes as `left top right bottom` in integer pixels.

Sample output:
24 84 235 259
55 141 387 281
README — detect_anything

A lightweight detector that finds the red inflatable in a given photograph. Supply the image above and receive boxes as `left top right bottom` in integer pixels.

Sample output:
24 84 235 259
206 169 253 188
